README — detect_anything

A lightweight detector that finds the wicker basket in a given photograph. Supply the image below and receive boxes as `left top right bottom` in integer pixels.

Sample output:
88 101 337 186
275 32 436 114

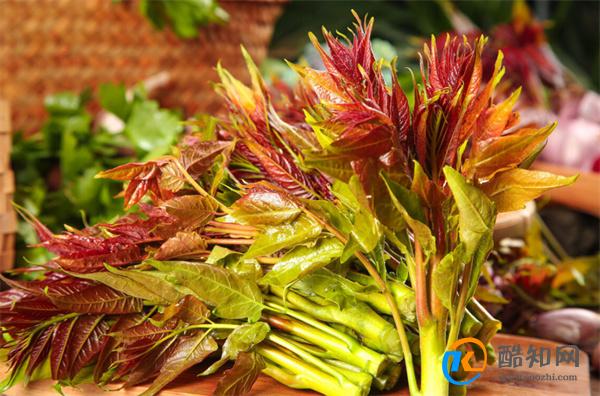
0 100 16 271
0 0 285 134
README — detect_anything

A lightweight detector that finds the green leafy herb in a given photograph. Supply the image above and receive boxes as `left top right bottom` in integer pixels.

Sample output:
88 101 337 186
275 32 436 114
139 0 228 39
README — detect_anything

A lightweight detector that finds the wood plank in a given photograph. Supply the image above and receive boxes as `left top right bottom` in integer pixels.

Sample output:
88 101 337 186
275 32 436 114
2 334 590 395
469 335 590 396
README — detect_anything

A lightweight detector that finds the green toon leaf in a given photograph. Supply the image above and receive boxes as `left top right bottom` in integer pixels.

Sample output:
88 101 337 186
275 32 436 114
432 244 465 310
201 322 270 376
66 265 186 305
443 167 496 299
332 177 381 253
230 185 301 226
305 200 353 235
243 214 322 259
482 168 577 213
381 172 435 256
139 0 228 40
213 351 265 396
258 237 344 287
303 156 355 182
205 246 262 282
147 260 264 321
380 172 426 223
290 269 359 308
139 332 218 396
222 323 270 360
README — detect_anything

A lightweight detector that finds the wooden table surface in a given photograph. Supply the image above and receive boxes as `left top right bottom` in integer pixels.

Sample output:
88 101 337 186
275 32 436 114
3 334 591 396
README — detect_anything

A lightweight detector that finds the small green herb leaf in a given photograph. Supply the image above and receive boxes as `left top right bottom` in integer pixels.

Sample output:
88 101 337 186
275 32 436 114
125 100 182 155
98 83 130 120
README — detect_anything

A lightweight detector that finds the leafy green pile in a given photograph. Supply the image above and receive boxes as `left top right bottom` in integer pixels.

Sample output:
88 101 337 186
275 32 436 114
1 13 574 396
12 85 183 265
139 0 228 39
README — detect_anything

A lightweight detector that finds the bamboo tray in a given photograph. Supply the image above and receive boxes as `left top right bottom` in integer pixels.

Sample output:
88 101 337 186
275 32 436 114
2 334 590 396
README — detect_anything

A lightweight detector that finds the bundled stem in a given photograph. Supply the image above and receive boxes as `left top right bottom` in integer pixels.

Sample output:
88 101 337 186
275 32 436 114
302 208 420 393
258 345 368 396
268 287 404 359
263 313 389 377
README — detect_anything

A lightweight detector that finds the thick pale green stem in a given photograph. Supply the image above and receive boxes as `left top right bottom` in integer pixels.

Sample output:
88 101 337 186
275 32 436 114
420 323 449 396
264 313 388 376
302 208 420 395
258 345 366 396
447 258 473 350
323 359 377 390
371 361 403 391
346 272 417 323
269 286 402 358
468 299 502 345
267 333 351 385
460 309 483 338
414 240 431 326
